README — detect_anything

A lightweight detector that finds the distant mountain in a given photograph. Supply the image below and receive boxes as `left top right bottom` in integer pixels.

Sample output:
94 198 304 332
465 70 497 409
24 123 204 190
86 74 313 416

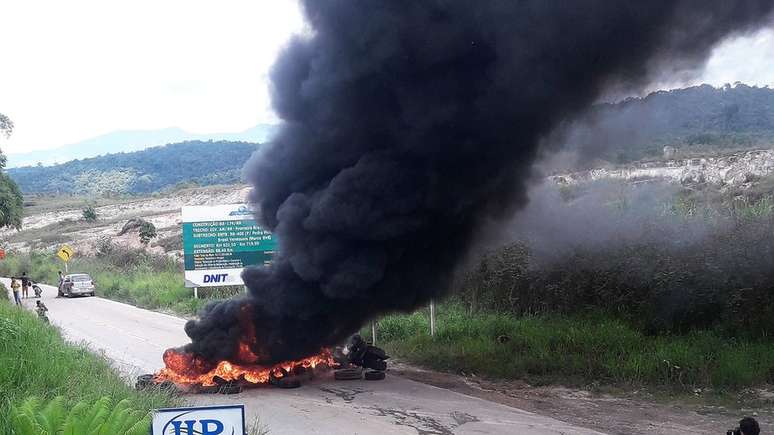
563 84 774 163
8 140 259 195
7 124 277 168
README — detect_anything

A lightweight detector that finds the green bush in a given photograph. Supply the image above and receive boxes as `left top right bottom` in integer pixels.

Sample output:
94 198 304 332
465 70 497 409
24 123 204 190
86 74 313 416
82 204 98 222
2 247 237 316
371 305 774 390
0 299 176 429
138 222 157 246
10 396 150 435
453 195 774 337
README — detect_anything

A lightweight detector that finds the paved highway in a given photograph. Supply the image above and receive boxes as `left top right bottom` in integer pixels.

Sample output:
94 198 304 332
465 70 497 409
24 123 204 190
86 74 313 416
5 279 604 434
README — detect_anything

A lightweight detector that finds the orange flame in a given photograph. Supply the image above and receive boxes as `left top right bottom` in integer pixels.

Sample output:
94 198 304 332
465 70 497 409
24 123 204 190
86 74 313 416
155 347 335 387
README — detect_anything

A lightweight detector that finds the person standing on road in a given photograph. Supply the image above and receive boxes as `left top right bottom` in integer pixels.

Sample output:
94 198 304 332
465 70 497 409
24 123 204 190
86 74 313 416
20 272 29 299
57 271 64 298
10 277 21 306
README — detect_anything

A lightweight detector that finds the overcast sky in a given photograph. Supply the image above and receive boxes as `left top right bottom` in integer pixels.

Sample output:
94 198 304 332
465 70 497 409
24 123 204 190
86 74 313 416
1 1 774 155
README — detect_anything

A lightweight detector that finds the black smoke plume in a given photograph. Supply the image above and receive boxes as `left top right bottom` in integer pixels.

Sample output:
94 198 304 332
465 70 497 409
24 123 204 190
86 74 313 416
181 1 774 366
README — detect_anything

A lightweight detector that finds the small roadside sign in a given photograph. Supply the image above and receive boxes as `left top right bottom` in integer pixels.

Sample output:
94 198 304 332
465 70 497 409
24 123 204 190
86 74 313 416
152 404 245 435
56 245 75 262
0 248 5 260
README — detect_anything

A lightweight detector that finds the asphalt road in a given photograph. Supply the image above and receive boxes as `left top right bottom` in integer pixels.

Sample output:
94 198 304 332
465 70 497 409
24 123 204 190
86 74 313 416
5 279 604 434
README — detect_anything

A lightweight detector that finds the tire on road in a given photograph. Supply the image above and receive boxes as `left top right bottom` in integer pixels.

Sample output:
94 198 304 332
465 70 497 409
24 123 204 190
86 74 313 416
218 383 243 394
135 374 155 390
334 368 362 381
274 377 301 389
364 370 386 381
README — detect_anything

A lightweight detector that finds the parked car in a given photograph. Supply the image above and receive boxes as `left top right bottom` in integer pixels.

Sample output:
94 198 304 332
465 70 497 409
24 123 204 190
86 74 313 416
59 273 96 297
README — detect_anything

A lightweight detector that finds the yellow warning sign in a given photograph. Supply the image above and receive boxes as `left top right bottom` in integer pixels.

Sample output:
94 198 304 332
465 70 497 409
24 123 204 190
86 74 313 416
57 245 75 262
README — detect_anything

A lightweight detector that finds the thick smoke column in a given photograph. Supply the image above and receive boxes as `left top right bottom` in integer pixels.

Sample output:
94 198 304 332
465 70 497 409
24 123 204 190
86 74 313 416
182 1 774 366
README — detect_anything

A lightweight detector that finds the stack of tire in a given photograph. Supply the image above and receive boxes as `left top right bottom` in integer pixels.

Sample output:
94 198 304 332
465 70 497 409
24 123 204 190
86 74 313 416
334 334 389 381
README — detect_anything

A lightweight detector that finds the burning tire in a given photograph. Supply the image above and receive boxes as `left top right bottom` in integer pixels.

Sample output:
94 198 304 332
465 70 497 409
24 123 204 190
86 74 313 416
334 368 362 380
275 378 301 389
269 367 302 389
135 374 155 390
218 383 243 394
364 370 385 381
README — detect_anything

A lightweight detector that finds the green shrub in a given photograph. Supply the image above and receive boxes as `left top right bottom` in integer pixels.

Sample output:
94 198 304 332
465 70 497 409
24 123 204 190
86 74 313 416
10 396 150 435
453 203 774 337
0 299 176 429
82 204 98 222
138 222 157 246
372 305 774 390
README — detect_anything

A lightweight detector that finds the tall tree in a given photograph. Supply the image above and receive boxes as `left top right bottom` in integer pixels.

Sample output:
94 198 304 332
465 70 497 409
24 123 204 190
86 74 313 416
0 113 13 139
0 113 24 230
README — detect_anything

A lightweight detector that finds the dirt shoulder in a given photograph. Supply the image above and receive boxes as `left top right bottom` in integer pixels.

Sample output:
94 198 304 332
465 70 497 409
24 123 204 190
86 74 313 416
389 360 774 435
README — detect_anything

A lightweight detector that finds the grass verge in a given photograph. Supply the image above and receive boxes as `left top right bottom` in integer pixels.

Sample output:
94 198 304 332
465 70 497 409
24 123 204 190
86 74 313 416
368 304 774 391
0 251 239 317
0 298 177 431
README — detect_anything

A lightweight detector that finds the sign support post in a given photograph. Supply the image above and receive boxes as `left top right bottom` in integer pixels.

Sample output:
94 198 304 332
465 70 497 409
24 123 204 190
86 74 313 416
371 321 377 345
56 245 75 274
193 287 198 299
430 300 436 337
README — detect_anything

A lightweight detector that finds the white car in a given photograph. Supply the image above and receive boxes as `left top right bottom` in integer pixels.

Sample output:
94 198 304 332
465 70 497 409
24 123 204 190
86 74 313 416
59 273 96 297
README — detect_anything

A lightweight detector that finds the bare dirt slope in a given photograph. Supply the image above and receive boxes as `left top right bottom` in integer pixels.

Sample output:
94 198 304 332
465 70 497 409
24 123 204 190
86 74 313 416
1 184 250 257
551 148 774 188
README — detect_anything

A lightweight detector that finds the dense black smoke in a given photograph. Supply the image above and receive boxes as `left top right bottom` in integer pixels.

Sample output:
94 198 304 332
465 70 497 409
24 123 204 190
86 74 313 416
182 1 774 366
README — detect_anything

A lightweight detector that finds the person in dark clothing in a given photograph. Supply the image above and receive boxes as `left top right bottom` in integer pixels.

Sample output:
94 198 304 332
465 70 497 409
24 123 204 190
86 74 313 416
57 271 64 298
739 417 760 435
20 272 29 299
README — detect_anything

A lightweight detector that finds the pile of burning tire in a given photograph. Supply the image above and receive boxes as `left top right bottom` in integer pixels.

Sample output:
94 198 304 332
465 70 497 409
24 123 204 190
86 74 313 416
136 334 388 394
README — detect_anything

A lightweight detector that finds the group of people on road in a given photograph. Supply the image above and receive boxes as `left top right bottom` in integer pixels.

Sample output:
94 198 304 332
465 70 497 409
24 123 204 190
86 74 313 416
10 272 31 306
9 272 48 322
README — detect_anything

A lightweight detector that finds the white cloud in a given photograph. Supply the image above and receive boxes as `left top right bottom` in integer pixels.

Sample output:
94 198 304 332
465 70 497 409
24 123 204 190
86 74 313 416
0 0 304 154
700 28 774 88
1 3 772 155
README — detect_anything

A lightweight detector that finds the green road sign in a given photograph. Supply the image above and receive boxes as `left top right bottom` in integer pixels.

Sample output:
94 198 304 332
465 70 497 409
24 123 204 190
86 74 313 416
181 204 276 287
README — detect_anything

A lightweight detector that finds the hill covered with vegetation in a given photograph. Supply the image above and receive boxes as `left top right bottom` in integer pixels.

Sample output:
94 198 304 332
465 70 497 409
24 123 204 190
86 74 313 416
567 83 774 163
8 140 258 195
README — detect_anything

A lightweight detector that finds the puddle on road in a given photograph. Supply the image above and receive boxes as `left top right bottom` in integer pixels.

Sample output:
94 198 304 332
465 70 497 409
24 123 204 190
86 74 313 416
318 386 480 434
364 408 481 435
319 386 369 403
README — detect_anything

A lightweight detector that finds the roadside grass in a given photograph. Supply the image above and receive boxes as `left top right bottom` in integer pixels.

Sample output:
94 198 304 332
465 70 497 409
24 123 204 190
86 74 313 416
368 304 774 391
0 298 178 431
0 251 239 317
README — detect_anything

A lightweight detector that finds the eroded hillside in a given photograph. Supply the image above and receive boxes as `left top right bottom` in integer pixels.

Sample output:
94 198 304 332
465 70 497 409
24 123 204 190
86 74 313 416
1 184 250 258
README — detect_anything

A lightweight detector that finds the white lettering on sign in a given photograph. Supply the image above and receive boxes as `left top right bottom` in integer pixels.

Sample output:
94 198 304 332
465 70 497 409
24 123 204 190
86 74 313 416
152 404 245 435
